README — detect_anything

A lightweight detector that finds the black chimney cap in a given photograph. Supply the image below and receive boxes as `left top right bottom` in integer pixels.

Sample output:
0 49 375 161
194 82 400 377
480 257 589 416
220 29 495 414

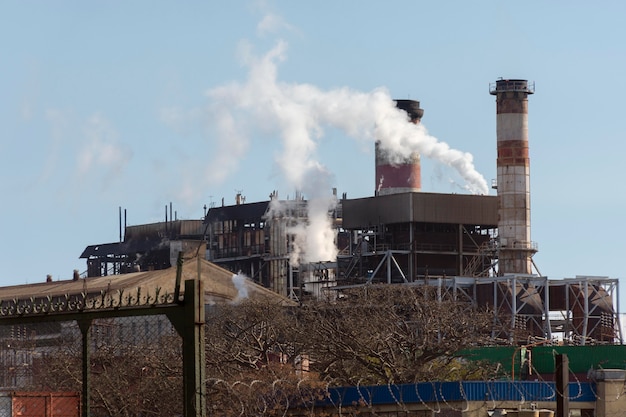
395 99 424 121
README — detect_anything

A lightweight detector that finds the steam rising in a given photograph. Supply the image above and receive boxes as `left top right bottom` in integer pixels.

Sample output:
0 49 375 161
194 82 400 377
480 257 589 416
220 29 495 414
266 193 338 266
209 41 488 195
232 273 249 301
207 39 489 265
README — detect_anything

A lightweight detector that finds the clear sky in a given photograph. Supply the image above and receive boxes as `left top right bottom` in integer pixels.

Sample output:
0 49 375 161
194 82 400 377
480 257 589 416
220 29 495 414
2 1 625 305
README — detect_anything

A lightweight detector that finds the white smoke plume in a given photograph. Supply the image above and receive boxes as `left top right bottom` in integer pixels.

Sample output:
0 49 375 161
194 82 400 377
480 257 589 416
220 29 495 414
209 40 488 194
207 38 488 265
77 113 132 189
266 191 338 266
232 273 249 301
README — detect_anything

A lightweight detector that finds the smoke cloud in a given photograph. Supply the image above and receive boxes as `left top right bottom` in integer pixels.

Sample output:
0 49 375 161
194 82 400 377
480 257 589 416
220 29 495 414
266 192 338 266
209 40 488 194
207 38 488 265
77 113 132 190
232 273 249 301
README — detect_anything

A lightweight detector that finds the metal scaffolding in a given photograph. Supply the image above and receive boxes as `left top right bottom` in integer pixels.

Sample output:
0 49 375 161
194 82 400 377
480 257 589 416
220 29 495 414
338 274 622 345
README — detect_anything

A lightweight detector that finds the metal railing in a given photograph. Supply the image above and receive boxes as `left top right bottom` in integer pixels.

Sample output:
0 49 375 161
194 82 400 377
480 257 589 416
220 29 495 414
489 79 535 94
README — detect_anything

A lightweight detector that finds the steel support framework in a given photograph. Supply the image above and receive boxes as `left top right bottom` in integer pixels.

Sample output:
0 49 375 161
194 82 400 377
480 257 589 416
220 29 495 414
353 270 622 344
553 276 622 345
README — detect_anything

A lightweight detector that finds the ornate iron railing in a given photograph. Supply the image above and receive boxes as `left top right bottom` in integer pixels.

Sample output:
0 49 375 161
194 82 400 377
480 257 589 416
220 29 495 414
0 287 177 318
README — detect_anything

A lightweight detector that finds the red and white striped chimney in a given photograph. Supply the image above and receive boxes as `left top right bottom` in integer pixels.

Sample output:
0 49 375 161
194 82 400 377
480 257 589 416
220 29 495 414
490 79 537 275
375 99 423 196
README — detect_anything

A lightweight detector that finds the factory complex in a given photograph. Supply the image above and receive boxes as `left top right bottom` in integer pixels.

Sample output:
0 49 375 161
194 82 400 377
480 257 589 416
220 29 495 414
78 79 621 346
1 79 624 416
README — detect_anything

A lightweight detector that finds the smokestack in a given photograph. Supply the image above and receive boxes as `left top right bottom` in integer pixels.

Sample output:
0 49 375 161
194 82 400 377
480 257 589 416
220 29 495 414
119 206 122 243
375 99 423 196
490 79 537 275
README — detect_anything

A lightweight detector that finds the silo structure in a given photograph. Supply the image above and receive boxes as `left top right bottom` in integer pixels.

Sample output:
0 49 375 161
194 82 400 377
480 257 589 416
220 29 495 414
375 100 423 196
490 79 537 275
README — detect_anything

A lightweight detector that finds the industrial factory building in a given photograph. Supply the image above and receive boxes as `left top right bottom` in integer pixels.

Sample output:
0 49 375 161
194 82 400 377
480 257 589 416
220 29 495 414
79 79 621 345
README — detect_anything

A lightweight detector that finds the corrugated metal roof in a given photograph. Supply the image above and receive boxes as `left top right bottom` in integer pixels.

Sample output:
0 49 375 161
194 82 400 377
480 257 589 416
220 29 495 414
0 257 294 306
80 239 159 258
81 220 206 258
80 242 128 258
326 381 596 406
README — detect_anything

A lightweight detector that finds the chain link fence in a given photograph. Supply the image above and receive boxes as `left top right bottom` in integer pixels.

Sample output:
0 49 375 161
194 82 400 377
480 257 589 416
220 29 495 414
0 316 182 417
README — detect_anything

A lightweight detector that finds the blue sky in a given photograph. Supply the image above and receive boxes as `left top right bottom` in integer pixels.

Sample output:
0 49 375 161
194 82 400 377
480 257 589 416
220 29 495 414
1 1 626 307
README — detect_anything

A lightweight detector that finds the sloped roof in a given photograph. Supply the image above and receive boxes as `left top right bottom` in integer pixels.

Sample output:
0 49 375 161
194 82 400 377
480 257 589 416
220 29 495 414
0 258 294 306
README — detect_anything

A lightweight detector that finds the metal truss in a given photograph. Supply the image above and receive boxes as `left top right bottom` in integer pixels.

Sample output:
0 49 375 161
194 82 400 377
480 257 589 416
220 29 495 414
380 274 622 345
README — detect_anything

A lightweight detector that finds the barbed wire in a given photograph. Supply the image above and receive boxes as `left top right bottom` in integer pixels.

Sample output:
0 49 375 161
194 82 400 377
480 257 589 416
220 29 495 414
0 306 621 416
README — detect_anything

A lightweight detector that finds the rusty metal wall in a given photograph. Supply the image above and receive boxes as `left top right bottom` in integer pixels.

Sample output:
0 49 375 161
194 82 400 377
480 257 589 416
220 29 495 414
342 192 497 229
7 392 80 417
125 220 204 240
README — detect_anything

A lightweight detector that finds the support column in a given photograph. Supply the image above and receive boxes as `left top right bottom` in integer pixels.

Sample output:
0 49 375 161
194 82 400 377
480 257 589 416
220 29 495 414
555 354 569 417
593 369 626 417
77 319 92 417
184 279 206 417
168 279 206 417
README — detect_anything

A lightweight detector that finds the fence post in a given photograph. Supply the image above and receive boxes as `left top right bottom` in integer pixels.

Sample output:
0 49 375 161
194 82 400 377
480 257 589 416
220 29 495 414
77 319 92 417
555 353 569 417
186 279 206 417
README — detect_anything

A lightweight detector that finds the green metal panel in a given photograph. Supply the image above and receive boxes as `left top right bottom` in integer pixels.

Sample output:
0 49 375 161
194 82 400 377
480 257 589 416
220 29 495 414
531 345 626 373
458 346 517 365
459 345 626 378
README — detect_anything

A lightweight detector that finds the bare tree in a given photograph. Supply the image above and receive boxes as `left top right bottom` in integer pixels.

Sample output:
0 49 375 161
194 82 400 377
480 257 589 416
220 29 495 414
203 285 500 414
204 301 325 416
296 285 498 386
24 284 501 416
29 320 183 417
